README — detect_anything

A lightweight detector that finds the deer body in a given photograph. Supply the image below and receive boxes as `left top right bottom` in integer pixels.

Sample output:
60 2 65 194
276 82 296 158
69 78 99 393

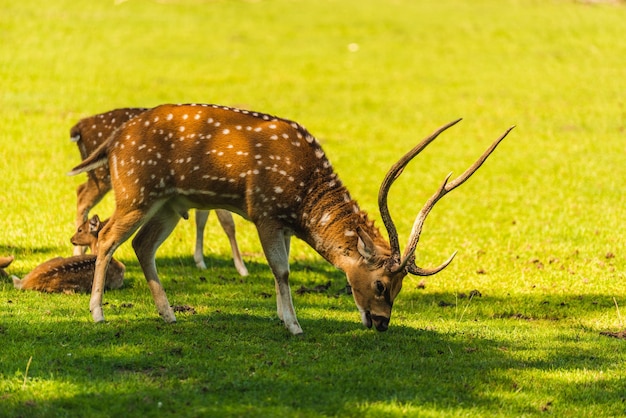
12 255 125 293
12 216 124 293
70 103 512 334
70 108 248 276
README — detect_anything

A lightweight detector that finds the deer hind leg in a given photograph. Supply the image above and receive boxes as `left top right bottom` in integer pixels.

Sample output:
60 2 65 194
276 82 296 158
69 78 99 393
90 208 146 322
74 179 108 255
257 224 302 335
215 209 249 277
193 210 209 269
132 204 182 323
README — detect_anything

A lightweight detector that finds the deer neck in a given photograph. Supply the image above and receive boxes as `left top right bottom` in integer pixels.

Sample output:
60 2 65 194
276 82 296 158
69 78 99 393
294 181 389 270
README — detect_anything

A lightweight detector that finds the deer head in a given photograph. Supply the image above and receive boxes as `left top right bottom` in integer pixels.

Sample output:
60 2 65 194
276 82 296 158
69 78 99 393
68 103 513 334
70 214 106 254
344 119 514 331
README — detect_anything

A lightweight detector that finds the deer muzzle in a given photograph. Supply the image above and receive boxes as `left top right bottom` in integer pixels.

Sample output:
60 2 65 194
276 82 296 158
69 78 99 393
362 311 390 332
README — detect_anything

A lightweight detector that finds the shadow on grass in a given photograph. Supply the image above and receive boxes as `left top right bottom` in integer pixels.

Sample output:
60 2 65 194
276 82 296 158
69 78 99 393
1 256 625 417
2 310 625 417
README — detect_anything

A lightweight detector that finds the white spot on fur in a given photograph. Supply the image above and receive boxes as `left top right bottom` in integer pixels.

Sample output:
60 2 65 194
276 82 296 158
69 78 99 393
320 212 332 226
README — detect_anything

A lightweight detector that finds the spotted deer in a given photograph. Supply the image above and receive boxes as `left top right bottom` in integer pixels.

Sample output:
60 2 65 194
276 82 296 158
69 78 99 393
12 216 125 293
69 103 513 334
70 107 248 275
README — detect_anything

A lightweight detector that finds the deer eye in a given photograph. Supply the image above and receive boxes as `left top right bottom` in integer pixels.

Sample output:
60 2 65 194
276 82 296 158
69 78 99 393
374 280 386 296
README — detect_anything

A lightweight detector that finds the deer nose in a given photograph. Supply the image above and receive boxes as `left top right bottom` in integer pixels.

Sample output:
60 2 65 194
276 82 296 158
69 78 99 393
371 314 389 332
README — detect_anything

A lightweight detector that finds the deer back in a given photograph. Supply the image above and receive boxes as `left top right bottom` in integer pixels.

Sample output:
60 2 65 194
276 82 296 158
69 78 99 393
71 108 149 159
71 108 148 190
104 104 343 231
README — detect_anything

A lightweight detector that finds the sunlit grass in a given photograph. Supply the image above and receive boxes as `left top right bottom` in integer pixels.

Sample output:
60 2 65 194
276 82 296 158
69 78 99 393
1 0 626 416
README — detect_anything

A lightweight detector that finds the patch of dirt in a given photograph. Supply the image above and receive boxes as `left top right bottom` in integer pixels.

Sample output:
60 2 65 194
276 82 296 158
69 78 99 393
600 330 626 339
171 305 197 314
295 281 331 295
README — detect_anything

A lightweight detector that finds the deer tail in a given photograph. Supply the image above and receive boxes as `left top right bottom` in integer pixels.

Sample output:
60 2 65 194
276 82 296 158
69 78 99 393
67 137 110 176
11 275 23 290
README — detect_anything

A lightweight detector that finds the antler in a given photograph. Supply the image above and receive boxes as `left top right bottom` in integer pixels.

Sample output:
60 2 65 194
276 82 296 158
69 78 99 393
378 119 515 275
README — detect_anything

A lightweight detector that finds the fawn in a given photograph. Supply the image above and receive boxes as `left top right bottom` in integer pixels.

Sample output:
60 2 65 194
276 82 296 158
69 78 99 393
12 215 124 293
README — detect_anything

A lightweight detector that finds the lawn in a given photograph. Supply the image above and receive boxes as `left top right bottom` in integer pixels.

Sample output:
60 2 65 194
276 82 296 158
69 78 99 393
1 0 625 416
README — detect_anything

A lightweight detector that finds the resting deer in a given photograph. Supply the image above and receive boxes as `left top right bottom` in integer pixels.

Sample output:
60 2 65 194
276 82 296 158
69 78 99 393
69 103 513 334
70 107 248 275
12 215 124 293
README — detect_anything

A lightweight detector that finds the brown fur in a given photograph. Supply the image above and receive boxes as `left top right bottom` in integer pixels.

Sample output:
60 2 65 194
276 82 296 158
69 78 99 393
12 255 124 293
70 108 248 276
12 215 125 293
69 104 510 333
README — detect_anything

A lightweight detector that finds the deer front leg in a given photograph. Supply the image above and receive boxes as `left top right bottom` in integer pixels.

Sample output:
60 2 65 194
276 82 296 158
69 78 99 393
258 224 302 335
193 210 209 269
90 209 144 322
215 209 249 277
90 253 112 322
133 204 182 323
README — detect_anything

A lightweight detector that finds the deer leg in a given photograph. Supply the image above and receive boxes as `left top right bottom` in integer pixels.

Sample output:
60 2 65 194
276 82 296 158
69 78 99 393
133 204 182 323
215 209 249 277
74 179 108 255
258 225 302 335
90 208 145 322
273 233 292 322
193 210 209 269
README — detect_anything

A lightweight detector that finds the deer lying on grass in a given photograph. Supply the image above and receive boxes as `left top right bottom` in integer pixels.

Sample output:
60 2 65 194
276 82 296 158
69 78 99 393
69 103 513 334
12 215 124 293
71 107 248 275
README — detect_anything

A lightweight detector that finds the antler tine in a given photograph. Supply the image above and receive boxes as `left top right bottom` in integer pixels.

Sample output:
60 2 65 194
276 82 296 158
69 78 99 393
378 118 463 261
395 124 516 275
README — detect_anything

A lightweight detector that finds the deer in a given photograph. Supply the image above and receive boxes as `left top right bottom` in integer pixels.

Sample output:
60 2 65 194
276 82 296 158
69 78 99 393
69 103 513 334
70 107 248 275
12 215 125 293
70 214 108 254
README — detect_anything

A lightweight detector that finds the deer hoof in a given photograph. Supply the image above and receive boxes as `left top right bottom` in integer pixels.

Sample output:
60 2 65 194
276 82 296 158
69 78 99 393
161 310 177 323
236 265 249 277
91 307 105 323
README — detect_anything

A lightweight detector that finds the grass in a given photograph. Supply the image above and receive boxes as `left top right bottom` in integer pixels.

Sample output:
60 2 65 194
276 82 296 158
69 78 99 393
1 0 626 416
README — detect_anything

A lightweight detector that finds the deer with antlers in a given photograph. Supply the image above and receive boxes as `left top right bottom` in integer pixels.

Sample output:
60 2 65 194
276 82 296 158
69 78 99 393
70 107 248 275
69 103 513 334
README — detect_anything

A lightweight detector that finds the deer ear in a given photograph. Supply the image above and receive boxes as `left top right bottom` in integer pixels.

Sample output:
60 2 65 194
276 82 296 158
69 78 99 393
89 215 101 232
356 227 377 262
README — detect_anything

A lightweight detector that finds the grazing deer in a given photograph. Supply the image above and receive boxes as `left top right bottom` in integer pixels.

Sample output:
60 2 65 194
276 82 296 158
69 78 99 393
69 103 513 334
12 216 125 293
70 107 248 275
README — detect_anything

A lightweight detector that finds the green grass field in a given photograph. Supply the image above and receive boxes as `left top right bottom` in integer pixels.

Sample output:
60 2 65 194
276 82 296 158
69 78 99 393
1 0 625 416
